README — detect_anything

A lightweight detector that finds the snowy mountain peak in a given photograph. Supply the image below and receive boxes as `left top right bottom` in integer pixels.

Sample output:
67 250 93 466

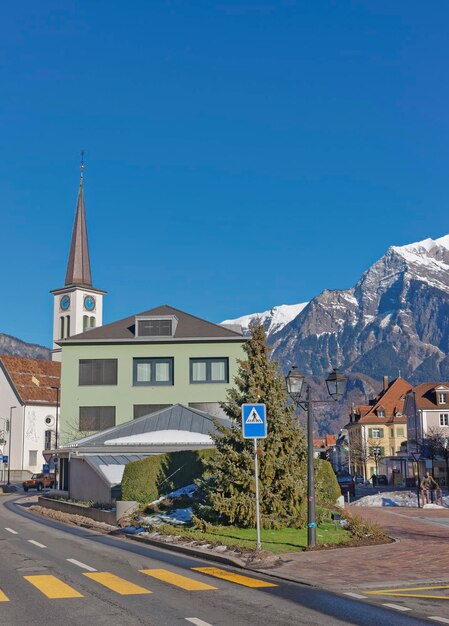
221 302 308 337
392 233 449 256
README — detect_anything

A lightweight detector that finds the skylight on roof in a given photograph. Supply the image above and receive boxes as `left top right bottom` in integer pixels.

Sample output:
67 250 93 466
135 315 178 338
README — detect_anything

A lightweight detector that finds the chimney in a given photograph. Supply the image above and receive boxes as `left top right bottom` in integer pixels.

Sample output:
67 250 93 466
383 376 389 391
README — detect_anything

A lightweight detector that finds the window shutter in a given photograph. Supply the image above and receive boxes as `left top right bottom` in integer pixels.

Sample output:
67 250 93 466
368 428 373 437
380 447 385 456
379 428 384 438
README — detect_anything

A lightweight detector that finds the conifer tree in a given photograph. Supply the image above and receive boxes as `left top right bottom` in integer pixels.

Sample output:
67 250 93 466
195 321 307 529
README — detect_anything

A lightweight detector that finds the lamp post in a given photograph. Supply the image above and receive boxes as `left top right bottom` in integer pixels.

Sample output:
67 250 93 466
286 366 346 548
51 386 60 487
7 406 17 485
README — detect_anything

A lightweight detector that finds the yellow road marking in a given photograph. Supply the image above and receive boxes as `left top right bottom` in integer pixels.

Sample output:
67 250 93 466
84 572 152 595
139 568 216 591
24 575 83 599
192 567 277 588
139 569 216 591
376 593 449 600
367 585 449 594
0 589 9 602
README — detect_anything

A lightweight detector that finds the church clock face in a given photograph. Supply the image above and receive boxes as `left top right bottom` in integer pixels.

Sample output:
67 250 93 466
84 295 96 311
60 295 70 311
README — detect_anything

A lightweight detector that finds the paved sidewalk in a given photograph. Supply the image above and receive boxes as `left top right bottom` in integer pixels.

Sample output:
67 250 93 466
256 506 449 591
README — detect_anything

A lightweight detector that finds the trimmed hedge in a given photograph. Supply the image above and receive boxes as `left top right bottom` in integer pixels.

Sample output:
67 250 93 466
121 449 216 504
315 459 341 504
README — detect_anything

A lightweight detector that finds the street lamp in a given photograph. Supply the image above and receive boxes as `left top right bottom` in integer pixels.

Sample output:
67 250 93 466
286 366 346 548
51 386 60 488
7 406 17 485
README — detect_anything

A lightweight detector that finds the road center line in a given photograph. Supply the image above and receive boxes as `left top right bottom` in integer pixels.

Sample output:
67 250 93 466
382 603 411 612
185 619 214 626
5 528 18 534
28 540 46 548
343 592 367 599
66 558 97 572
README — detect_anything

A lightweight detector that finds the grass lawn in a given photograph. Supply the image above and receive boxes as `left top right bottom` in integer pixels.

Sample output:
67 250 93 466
160 520 350 553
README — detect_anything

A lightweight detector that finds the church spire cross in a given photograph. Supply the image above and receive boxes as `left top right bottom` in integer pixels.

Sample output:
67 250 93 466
64 154 92 287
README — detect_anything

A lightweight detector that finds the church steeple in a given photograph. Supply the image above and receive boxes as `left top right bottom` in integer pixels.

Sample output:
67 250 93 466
65 154 92 287
50 156 106 361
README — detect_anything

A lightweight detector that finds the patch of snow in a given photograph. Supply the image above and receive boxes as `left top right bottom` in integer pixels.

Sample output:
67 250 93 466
351 490 449 508
379 313 392 329
98 464 125 485
149 484 197 507
221 302 308 337
104 430 213 445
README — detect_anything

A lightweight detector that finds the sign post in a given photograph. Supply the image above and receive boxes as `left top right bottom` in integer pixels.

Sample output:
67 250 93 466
242 403 267 550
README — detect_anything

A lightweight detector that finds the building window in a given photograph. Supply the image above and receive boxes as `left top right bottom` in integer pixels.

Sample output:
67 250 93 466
369 446 384 457
44 430 53 449
439 393 447 404
397 427 404 437
66 315 71 337
90 316 96 328
369 428 383 438
377 409 385 418
79 359 118 385
79 406 116 431
60 316 65 340
190 358 229 384
137 318 174 337
133 404 172 419
133 358 174 386
83 315 89 332
29 450 38 466
439 413 449 427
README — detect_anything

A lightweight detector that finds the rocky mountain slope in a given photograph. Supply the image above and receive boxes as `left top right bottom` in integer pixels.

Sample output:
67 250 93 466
0 333 51 360
271 234 449 383
222 234 449 433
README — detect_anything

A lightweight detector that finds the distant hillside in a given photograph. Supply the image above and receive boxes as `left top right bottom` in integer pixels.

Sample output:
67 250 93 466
0 333 51 360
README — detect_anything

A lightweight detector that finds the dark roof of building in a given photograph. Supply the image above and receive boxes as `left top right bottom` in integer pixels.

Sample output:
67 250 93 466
0 355 60 405
409 382 449 410
63 403 231 448
65 168 92 288
59 304 244 344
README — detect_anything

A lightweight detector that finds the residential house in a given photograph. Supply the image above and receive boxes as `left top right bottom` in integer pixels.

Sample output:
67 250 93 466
404 383 449 485
57 305 246 442
0 356 60 479
347 376 411 480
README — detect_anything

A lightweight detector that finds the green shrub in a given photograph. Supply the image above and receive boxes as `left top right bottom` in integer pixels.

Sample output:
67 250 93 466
121 448 217 504
315 459 341 504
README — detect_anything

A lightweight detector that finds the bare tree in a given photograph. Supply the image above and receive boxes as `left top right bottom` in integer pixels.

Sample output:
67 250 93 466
349 430 384 479
423 427 449 486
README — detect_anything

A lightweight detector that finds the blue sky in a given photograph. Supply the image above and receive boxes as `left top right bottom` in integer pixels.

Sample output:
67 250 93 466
1 1 449 347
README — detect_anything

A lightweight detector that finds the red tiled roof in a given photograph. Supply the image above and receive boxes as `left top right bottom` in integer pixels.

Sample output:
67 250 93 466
0 355 61 405
313 434 337 448
354 377 412 424
411 382 449 410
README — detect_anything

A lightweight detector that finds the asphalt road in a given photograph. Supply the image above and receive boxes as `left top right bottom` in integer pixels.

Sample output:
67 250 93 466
0 495 432 626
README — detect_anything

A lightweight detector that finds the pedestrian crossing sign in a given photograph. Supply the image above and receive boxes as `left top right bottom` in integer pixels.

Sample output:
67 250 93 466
242 404 267 439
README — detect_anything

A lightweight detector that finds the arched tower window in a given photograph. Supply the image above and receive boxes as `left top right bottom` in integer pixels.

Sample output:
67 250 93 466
60 317 65 340
90 316 96 328
83 315 89 332
66 315 71 338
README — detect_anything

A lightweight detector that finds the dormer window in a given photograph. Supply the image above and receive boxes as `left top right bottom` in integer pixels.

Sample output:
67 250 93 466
377 408 385 418
439 393 447 405
135 316 178 338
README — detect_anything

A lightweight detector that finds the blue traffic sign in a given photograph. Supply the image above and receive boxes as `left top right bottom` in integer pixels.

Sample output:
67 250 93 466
2 455 8 464
242 404 267 439
43 464 50 475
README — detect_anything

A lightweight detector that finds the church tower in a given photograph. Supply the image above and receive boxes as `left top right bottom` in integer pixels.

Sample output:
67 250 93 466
50 158 107 360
